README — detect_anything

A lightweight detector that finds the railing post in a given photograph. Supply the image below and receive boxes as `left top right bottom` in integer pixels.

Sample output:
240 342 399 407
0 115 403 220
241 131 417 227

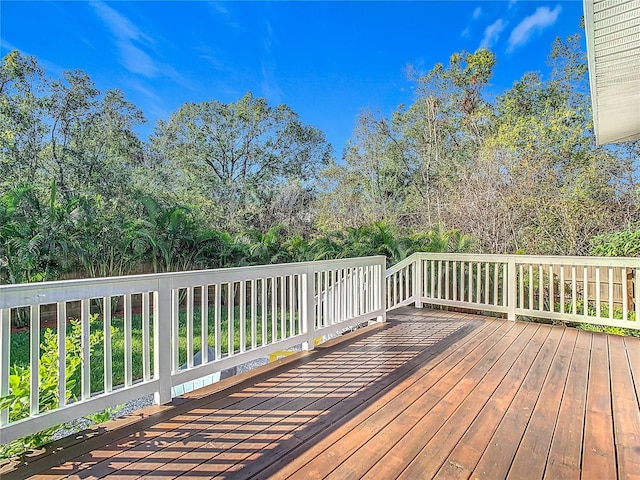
154 279 172 405
0 308 10 433
414 255 423 309
302 268 316 350
378 259 387 322
508 256 517 321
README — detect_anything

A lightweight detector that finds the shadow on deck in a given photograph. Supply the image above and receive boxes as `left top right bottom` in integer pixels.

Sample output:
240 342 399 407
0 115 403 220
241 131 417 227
5 307 640 479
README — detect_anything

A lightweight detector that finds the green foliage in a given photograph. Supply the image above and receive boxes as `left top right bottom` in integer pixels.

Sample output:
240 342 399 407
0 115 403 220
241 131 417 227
150 92 332 233
590 224 640 257
86 406 122 425
0 316 104 459
575 322 640 338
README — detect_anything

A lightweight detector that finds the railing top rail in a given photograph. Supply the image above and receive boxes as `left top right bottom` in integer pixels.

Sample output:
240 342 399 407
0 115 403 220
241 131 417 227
0 256 386 309
413 252 640 267
385 255 415 276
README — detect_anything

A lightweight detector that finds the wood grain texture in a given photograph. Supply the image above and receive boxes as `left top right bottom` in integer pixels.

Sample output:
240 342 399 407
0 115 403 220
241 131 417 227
5 307 639 480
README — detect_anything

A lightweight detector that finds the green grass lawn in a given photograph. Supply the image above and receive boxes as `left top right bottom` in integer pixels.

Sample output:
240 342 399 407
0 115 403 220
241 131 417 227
9 305 298 399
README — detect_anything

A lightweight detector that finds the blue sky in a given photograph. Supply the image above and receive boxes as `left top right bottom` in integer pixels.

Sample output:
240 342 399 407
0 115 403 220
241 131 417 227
1 1 584 156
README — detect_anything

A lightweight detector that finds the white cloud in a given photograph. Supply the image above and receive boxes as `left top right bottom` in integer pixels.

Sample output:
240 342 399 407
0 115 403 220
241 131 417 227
473 7 482 20
118 43 159 77
90 1 158 77
480 19 506 49
507 5 562 52
90 1 151 45
208 2 243 31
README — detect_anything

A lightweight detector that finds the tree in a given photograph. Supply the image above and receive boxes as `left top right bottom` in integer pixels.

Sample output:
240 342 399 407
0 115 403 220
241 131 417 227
150 92 333 232
1 51 146 202
0 51 48 191
46 71 146 200
318 110 413 230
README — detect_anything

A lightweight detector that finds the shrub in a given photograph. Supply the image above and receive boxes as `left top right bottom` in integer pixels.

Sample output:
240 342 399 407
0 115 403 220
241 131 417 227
0 316 103 459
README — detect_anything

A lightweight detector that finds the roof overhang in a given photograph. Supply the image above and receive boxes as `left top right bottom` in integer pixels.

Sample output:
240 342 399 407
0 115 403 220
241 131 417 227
583 0 640 145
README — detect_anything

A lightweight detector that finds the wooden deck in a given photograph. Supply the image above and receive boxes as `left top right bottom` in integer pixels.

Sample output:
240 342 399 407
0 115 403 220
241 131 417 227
5 307 640 479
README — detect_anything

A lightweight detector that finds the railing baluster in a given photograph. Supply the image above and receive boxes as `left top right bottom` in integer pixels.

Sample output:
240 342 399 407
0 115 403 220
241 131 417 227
430 260 435 299
30 304 40 415
103 297 111 393
538 265 544 311
468 262 473 303
355 267 361 315
315 272 321 330
186 287 194 367
485 263 490 305
518 265 524 309
548 265 554 313
493 263 499 306
394 270 399 306
583 266 589 317
529 264 534 309
635 268 640 322
262 279 268 346
143 292 151 380
228 282 234 356
572 265 577 314
239 280 246 353
622 269 628 322
289 275 295 337
595 267 601 318
251 279 257 349
502 263 508 307
444 261 450 300
124 294 132 386
172 289 179 372
281 276 287 337
477 262 482 304
0 308 9 426
452 261 457 301
271 277 277 340
214 284 222 360
346 269 351 318
200 286 208 364
369 266 374 312
560 266 565 315
608 267 614 320
81 299 90 400
58 302 67 405
358 267 370 314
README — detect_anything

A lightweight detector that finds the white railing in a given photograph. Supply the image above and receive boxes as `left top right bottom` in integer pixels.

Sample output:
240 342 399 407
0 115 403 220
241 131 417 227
3 251 638 445
0 256 386 444
387 253 640 330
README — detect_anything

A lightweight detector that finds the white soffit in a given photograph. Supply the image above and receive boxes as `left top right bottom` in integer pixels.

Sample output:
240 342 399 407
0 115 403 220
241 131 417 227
584 0 640 145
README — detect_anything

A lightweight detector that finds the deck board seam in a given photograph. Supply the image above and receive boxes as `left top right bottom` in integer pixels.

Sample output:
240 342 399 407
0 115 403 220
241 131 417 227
389 322 544 480
251 316 502 479
130 322 453 479
274 319 520 479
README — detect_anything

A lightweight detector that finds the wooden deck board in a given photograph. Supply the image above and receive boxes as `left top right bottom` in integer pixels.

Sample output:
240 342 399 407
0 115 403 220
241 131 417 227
609 335 640 479
348 321 531 480
255 317 504 480
582 333 617 479
4 307 639 480
543 329 591 480
400 324 548 480
506 327 578 479
469 326 565 479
